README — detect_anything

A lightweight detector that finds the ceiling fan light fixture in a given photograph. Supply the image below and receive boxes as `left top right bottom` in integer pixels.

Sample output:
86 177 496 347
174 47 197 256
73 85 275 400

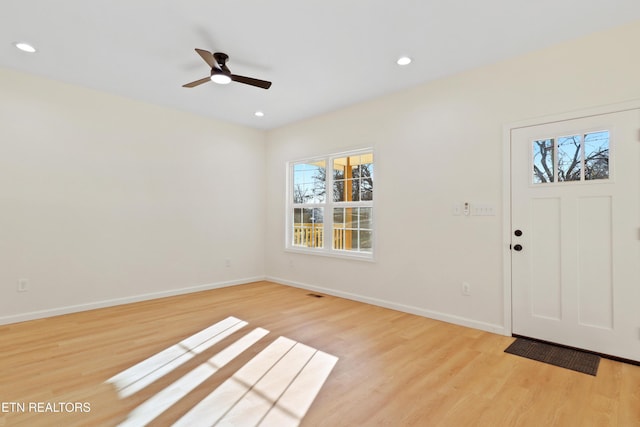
183 49 271 89
210 72 231 84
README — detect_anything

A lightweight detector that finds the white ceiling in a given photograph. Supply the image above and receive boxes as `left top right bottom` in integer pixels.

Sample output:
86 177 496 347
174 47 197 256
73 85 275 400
2 1 640 130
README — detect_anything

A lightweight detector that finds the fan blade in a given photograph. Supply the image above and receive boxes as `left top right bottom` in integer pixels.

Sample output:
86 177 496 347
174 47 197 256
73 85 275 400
195 48 217 69
182 76 211 88
231 74 272 89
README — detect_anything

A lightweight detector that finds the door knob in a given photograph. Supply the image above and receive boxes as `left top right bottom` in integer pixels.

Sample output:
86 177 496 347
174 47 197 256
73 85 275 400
513 244 523 251
514 229 523 236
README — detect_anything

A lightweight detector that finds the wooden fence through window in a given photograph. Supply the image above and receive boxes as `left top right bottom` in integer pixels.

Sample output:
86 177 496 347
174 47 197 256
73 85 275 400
293 223 348 249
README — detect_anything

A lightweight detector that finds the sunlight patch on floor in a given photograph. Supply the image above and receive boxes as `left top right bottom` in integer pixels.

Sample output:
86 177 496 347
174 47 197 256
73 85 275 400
107 316 248 398
118 327 269 426
106 316 338 427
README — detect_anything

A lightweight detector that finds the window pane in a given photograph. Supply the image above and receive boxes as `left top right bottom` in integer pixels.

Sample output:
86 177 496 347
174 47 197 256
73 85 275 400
359 207 372 229
334 178 359 202
332 207 373 252
557 135 582 182
293 182 314 203
333 153 374 202
533 138 554 183
293 161 326 203
359 230 373 252
360 163 374 200
351 163 360 179
584 131 609 180
333 159 346 180
333 157 351 202
345 207 357 228
333 179 345 202
332 208 344 250
293 208 324 248
349 180 360 201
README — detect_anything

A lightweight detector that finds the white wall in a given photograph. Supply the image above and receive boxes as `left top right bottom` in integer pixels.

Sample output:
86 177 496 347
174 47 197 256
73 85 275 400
3 20 640 331
265 21 640 333
0 68 266 323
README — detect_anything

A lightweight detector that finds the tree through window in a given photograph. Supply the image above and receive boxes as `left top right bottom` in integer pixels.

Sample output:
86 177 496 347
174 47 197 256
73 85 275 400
532 131 609 184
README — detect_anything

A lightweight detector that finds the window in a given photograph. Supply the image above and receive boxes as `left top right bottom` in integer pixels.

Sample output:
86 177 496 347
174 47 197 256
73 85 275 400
532 130 610 184
287 149 374 259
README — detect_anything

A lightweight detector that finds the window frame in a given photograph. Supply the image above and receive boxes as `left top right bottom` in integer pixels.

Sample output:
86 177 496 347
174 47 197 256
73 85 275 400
285 148 375 261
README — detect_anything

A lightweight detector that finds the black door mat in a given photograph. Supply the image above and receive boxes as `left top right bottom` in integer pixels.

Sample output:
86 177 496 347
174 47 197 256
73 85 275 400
505 337 600 376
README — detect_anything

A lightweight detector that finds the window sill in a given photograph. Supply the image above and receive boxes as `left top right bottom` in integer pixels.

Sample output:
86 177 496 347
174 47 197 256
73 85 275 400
285 247 375 262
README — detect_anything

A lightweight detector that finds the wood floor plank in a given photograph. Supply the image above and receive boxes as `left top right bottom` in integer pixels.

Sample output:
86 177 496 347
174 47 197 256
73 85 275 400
1 281 639 426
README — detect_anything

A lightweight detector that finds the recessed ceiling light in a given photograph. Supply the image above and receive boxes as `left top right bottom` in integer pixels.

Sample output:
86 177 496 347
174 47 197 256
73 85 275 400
396 56 412 66
15 42 37 53
254 111 265 117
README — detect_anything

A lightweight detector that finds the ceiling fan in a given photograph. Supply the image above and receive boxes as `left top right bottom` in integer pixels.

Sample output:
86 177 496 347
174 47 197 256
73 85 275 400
183 49 272 90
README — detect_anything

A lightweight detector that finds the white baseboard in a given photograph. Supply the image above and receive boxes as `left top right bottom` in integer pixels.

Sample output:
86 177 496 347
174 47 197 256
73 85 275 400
267 276 507 336
0 276 265 326
3 275 507 337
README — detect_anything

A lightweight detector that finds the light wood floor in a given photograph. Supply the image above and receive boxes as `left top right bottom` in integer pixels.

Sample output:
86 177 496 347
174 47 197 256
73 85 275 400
1 281 638 426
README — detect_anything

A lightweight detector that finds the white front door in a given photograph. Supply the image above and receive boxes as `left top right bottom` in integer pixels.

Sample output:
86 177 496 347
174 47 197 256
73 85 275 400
511 108 640 362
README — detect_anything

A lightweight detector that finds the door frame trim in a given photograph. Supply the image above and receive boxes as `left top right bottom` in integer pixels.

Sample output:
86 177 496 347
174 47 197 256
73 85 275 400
501 99 640 337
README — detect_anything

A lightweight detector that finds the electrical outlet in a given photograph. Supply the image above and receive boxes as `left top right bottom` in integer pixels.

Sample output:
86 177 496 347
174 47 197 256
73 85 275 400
462 282 471 296
225 258 231 268
17 278 29 292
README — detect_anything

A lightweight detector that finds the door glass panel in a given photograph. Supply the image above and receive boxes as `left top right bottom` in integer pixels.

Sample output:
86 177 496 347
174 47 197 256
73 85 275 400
533 138 555 183
557 135 582 182
532 131 610 185
584 130 610 180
